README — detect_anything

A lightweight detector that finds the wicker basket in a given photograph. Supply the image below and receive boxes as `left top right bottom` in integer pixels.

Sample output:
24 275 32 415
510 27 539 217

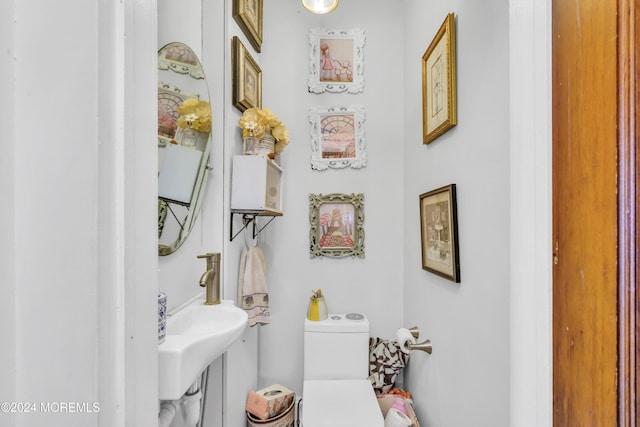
246 399 295 427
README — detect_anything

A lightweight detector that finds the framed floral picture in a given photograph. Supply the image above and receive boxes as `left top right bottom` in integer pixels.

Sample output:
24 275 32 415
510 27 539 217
419 184 460 282
232 0 263 53
232 36 262 112
309 193 365 258
422 13 457 144
308 28 366 94
309 104 366 170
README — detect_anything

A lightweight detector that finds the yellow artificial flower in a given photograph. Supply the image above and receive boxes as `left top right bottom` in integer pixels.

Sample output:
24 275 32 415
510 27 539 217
237 108 267 138
176 98 212 132
238 107 291 152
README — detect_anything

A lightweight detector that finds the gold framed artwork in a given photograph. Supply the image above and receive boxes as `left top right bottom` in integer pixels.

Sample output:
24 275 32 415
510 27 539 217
232 0 263 53
422 13 457 144
309 193 365 258
232 36 262 112
419 184 460 282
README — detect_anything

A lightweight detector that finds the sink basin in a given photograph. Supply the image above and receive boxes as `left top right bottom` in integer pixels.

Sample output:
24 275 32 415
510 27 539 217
158 299 248 400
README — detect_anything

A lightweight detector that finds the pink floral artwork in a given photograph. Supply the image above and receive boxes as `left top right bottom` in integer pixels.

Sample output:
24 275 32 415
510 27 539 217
318 203 355 249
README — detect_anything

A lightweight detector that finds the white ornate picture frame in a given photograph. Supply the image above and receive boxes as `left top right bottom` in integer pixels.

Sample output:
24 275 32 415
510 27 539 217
308 28 365 94
309 104 367 170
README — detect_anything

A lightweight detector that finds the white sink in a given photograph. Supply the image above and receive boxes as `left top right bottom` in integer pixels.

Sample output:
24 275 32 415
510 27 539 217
158 299 248 400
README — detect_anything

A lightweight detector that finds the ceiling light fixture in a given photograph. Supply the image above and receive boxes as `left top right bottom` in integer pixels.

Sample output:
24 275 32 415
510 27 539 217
302 0 338 14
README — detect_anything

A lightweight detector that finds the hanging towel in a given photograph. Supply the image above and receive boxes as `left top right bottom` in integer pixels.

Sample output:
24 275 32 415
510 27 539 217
238 246 271 326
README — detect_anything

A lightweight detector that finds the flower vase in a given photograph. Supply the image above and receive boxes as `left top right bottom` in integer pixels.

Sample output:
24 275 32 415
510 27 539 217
256 130 275 156
243 136 259 155
177 127 198 148
307 296 328 321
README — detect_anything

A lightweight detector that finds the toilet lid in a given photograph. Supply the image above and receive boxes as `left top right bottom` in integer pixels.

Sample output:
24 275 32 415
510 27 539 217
302 379 384 427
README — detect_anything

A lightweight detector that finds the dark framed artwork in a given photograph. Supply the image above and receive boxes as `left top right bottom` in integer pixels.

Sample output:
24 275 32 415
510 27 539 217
422 13 457 144
232 0 263 53
419 184 460 282
309 193 365 258
232 36 262 112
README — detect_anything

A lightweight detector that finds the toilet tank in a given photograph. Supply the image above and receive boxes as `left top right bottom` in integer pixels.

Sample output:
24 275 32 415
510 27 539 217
303 313 370 381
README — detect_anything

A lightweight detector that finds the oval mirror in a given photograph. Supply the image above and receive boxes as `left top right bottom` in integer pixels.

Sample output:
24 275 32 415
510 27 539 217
157 42 212 255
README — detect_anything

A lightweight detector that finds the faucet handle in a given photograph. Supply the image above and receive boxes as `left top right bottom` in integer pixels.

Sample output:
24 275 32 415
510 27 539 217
197 253 221 263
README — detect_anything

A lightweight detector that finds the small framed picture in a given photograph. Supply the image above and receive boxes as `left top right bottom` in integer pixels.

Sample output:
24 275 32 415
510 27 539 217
232 0 263 53
309 193 365 258
232 36 262 112
419 184 460 282
308 28 366 94
422 13 457 144
309 104 367 170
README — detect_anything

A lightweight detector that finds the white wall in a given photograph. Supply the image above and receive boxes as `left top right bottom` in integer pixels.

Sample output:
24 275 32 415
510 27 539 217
0 0 17 424
8 2 102 425
402 1 511 426
508 0 553 425
1 1 158 426
253 0 405 398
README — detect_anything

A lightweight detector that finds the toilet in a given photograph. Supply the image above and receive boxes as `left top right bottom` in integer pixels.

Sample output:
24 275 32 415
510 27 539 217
302 313 384 427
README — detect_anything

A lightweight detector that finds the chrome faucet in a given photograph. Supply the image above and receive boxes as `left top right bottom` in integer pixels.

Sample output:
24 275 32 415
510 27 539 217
197 253 221 305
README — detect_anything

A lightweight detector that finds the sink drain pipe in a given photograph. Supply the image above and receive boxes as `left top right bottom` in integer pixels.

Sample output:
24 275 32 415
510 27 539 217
158 379 203 427
158 400 178 427
182 382 203 427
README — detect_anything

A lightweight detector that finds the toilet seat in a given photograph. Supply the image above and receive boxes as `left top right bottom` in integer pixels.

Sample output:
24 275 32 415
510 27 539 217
302 379 384 427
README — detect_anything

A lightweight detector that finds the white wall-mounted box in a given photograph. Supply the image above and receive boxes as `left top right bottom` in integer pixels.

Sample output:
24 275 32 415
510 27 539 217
158 144 203 205
231 155 283 215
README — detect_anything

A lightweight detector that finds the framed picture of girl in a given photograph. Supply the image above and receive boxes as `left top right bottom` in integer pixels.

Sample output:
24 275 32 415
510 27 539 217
308 28 366 94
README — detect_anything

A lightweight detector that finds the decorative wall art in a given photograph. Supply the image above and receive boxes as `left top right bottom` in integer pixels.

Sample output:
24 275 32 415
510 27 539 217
232 36 262 112
157 82 192 143
419 184 460 282
232 0 263 53
308 28 365 94
309 104 366 170
422 13 457 144
309 193 365 258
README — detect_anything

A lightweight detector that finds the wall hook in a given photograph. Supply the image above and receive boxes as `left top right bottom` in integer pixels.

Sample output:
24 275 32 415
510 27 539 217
229 212 278 241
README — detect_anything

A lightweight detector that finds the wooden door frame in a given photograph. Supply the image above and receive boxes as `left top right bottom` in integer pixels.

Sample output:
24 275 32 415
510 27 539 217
617 0 638 424
509 0 638 424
